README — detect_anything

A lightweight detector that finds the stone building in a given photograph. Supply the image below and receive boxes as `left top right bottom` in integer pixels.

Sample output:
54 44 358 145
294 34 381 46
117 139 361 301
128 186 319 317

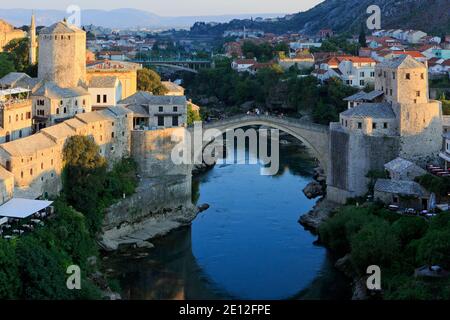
86 60 142 99
37 20 86 88
0 88 33 143
327 55 443 203
118 91 187 129
88 76 122 110
0 19 26 51
32 82 92 129
0 106 133 199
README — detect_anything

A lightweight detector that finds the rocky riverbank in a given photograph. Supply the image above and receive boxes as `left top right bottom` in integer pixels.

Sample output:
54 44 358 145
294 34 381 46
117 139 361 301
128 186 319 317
299 198 340 232
100 204 199 251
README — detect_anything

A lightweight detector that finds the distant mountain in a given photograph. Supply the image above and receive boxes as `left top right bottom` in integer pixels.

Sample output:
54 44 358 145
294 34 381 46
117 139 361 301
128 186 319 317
0 8 285 29
190 0 450 36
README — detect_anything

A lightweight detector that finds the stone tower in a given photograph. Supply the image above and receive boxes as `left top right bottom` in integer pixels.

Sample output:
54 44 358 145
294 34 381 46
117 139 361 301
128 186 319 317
37 19 86 88
375 55 442 164
29 13 37 65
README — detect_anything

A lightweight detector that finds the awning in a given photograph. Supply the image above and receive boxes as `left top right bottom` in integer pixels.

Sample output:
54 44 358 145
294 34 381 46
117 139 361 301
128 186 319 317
0 198 53 219
0 88 31 97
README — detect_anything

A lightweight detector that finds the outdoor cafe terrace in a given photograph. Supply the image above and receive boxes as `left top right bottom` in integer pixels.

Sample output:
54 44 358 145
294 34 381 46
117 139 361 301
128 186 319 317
0 198 54 240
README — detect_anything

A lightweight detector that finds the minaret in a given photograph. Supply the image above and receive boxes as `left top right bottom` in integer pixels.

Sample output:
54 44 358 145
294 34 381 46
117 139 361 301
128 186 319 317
29 12 37 65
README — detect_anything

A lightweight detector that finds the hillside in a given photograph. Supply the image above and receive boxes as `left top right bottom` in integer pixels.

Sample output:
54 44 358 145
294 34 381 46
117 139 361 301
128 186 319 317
190 0 450 36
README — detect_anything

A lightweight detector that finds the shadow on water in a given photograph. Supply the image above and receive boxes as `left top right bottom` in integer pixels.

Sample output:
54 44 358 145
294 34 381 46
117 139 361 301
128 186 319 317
105 133 351 300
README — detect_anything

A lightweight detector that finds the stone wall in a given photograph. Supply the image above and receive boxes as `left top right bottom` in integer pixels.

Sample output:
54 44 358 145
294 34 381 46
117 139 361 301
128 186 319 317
327 123 399 203
131 128 192 178
102 175 193 230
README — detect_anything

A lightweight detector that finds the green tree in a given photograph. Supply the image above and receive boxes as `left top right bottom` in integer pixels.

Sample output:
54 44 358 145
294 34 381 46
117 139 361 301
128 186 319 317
187 103 201 125
391 217 428 248
416 227 450 268
3 38 31 72
0 239 21 299
359 24 367 48
137 68 168 95
0 53 16 78
63 136 107 234
16 236 72 300
351 221 401 273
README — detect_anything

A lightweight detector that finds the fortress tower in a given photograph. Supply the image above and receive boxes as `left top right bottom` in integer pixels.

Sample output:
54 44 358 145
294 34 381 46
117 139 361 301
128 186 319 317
327 55 443 203
29 13 37 65
37 19 86 88
374 56 442 163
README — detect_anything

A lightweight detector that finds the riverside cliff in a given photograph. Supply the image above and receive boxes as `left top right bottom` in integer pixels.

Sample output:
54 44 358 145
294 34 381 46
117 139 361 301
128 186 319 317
100 127 199 250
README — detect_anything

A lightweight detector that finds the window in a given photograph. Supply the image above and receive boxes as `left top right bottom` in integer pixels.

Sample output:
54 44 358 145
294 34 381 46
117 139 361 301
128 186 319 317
383 123 388 129
97 95 101 103
390 89 393 96
173 106 178 112
172 116 179 127
158 106 163 112
75 100 78 106
21 171 23 178
370 72 375 77
421 73 424 80
8 115 11 123
51 159 53 165
103 95 107 103
19 130 22 138
63 107 67 113
111 132 115 138
360 80 365 86
30 169 33 176
157 116 164 126
15 114 18 122
392 72 396 79
358 122 362 129
416 91 421 97
414 99 417 104
41 163 43 170
122 131 125 136
111 122 115 126
360 72 365 77
406 73 410 80
100 135 103 142
384 71 387 78
345 120 348 127
373 123 377 129
393 196 399 204
21 113 23 120
60 100 63 105
83 99 86 106
56 108 59 115
26 112 31 119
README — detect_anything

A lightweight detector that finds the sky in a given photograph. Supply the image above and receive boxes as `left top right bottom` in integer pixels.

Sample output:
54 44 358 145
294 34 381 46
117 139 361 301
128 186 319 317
0 0 323 16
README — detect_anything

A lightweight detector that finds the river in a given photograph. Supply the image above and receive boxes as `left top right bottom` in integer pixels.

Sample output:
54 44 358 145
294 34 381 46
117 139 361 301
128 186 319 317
105 135 351 300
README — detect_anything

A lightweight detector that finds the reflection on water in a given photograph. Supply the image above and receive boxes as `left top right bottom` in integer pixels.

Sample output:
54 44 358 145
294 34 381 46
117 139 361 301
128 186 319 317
106 137 351 300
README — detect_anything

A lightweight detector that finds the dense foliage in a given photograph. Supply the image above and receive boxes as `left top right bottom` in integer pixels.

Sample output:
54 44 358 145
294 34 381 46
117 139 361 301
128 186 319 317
0 38 37 78
182 57 357 124
415 174 450 197
319 204 450 299
137 67 169 95
63 136 138 235
0 136 138 299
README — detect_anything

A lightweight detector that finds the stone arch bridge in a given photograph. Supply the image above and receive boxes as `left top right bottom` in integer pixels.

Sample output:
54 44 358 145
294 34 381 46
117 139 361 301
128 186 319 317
191 115 330 173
